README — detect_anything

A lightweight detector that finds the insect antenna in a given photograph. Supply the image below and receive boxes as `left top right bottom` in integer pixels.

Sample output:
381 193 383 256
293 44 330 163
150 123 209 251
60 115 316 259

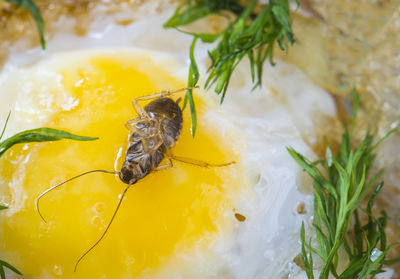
74 183 133 272
36 169 118 223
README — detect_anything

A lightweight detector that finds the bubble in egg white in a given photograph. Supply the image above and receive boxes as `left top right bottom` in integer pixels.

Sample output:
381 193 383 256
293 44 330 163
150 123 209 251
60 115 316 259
263 249 275 260
287 262 302 278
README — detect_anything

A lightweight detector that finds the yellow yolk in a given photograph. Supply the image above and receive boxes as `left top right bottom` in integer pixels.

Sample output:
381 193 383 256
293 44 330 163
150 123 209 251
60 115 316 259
0 52 241 278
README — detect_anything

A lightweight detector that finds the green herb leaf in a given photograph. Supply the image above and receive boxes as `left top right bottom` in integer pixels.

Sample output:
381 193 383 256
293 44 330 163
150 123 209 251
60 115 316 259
182 36 200 137
0 205 8 210
0 128 98 157
289 92 399 278
5 0 46 49
0 259 22 279
163 0 245 28
174 28 219 43
0 112 11 141
165 0 296 135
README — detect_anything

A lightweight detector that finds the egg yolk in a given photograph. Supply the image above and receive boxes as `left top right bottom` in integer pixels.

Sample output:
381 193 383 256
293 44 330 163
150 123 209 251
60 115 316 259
0 52 240 278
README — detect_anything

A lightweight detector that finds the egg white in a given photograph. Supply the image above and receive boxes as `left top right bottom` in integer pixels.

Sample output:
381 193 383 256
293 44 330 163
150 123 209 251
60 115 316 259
0 5 340 279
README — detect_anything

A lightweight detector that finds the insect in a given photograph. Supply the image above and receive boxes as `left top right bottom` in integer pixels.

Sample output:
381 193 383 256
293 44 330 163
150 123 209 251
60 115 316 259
36 87 235 271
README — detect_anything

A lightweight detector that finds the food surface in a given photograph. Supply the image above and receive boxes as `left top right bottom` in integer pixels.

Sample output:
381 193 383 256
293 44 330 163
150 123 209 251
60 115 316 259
0 1 399 278
0 49 244 278
0 4 340 277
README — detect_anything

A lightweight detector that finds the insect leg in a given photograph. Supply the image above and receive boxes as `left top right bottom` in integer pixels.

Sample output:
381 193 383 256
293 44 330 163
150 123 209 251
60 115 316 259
74 184 132 272
125 117 146 132
153 157 173 171
132 86 199 117
170 155 236 168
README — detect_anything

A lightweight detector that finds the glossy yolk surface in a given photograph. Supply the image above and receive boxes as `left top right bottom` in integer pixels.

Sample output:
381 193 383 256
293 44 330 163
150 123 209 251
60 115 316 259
0 52 240 278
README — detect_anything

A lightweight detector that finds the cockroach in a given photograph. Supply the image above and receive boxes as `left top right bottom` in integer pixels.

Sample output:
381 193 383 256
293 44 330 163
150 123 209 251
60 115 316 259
35 87 235 272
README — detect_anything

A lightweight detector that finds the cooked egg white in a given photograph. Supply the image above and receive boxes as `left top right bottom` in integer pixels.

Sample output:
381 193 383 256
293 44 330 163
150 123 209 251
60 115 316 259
0 6 338 279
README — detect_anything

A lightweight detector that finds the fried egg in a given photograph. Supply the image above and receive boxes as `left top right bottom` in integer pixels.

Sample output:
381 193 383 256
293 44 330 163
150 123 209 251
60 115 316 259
0 4 338 279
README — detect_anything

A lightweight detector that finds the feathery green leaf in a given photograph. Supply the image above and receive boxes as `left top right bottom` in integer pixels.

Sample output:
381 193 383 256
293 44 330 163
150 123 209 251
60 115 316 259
289 92 399 278
165 0 296 136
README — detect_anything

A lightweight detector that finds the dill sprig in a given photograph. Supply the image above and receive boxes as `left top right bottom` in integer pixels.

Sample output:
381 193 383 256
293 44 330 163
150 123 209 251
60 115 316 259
165 0 297 135
5 0 46 49
288 92 399 279
0 112 98 278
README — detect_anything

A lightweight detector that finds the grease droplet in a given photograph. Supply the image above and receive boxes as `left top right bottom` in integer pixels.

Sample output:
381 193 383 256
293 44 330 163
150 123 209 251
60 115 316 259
235 213 246 222
54 265 63 276
92 202 105 214
296 202 306 214
91 215 105 227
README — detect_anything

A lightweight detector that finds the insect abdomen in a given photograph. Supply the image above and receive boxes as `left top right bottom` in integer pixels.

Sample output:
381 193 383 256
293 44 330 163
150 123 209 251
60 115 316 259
145 98 183 148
